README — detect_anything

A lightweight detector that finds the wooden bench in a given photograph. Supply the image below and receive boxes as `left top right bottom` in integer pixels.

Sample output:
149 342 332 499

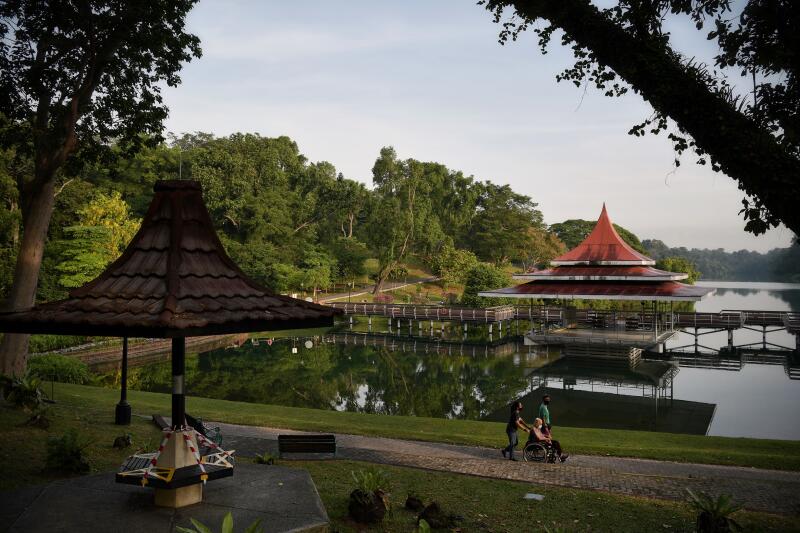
278 434 337 458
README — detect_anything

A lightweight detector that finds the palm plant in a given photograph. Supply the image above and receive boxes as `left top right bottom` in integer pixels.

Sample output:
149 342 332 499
686 489 743 533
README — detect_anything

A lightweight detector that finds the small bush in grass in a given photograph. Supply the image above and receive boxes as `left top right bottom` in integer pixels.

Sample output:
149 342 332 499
28 354 91 384
254 452 275 465
28 335 93 353
349 468 390 524
686 489 743 532
176 512 263 533
374 293 394 304
45 429 90 474
1 374 45 412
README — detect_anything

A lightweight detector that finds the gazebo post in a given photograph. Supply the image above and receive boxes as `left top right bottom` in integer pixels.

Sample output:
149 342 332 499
114 337 131 425
171 337 186 428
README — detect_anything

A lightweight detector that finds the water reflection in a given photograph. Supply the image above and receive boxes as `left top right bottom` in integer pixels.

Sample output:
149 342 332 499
94 283 800 440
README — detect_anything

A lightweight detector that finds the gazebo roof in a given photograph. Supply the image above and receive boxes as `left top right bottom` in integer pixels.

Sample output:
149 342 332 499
0 180 340 337
551 204 654 265
479 204 714 302
479 280 712 302
513 265 688 282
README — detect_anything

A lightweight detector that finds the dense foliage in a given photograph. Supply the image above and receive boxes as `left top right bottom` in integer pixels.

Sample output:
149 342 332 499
481 0 800 236
645 239 800 282
0 134 564 304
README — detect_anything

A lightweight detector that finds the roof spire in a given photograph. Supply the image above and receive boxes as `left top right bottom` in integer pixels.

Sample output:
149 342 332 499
551 203 654 265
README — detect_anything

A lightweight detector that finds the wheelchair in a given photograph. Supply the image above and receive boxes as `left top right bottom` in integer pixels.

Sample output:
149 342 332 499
522 434 558 463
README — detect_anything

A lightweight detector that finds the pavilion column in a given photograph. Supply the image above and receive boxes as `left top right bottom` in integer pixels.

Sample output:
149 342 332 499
114 337 131 425
171 337 186 429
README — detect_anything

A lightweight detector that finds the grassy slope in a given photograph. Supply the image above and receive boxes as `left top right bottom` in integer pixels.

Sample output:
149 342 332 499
40 383 800 471
1 394 797 532
297 460 799 533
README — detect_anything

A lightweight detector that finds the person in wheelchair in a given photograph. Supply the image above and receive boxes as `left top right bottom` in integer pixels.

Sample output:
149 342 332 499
530 417 569 463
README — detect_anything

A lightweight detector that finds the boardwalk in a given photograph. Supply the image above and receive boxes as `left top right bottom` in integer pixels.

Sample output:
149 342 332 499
211 421 800 515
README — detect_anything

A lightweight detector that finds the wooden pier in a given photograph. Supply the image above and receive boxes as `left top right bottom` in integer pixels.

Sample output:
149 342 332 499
329 303 800 354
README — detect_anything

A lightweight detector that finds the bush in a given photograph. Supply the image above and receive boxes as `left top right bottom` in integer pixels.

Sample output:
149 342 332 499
349 468 390 524
45 429 90 474
28 334 93 354
28 354 91 384
374 293 394 304
686 489 743 533
1 374 45 412
460 263 512 307
176 512 263 533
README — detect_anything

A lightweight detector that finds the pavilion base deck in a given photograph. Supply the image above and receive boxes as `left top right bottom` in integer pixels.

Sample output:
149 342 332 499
524 327 677 350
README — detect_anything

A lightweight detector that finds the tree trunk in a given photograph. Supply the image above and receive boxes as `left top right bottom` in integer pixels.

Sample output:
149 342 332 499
348 212 355 238
0 178 56 376
508 0 800 234
372 268 391 295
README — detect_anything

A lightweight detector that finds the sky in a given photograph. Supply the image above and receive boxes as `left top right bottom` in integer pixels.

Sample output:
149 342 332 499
161 0 794 253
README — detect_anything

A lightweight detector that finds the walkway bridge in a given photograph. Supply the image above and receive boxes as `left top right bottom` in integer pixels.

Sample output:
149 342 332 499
328 303 800 354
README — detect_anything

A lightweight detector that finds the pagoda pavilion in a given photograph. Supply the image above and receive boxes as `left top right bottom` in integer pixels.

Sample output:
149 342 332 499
479 204 713 354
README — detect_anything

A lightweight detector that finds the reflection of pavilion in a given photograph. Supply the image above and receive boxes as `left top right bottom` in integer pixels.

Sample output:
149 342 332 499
511 356 716 435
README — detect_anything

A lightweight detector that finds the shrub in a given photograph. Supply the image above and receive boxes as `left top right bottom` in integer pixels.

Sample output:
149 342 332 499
1 374 45 412
349 468 390 524
374 293 394 304
176 512 263 533
28 334 93 354
45 429 90 474
28 354 91 384
686 489 743 533
254 452 275 465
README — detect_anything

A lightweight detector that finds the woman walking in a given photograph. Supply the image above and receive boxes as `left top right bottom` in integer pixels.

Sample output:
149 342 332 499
501 401 533 461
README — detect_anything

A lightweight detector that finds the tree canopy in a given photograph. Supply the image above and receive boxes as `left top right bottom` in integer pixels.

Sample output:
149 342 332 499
481 0 800 237
0 0 201 375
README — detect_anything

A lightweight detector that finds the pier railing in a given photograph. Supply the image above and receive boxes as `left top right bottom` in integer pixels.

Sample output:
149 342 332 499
327 302 516 322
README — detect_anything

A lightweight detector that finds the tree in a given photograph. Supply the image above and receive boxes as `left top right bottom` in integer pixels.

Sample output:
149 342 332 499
55 191 140 288
469 183 545 265
330 238 370 283
550 219 646 252
430 244 479 287
460 263 512 307
520 227 566 271
367 147 443 293
656 256 701 284
0 1 201 375
481 1 800 236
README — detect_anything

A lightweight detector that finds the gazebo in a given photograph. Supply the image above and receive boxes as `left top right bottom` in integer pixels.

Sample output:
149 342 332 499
0 180 341 507
479 204 712 352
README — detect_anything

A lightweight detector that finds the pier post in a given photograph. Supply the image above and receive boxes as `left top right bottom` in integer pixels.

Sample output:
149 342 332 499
463 322 468 332
762 326 767 350
796 334 800 355
694 327 699 354
488 323 493 334
727 329 734 350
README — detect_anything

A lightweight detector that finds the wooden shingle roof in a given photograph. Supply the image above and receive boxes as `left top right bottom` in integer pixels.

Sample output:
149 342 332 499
0 180 340 337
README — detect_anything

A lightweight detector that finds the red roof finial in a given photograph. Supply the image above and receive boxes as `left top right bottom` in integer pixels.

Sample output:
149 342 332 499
551 204 654 265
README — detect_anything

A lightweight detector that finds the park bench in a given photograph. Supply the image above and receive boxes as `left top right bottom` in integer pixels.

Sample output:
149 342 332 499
278 434 337 458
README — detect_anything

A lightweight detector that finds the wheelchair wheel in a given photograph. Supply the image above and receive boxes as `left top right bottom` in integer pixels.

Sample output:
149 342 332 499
523 443 548 462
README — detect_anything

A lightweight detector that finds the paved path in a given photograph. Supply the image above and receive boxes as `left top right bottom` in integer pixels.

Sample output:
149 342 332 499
318 277 438 303
212 421 800 515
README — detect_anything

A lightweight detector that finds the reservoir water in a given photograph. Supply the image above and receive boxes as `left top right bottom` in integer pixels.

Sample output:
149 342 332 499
97 281 800 440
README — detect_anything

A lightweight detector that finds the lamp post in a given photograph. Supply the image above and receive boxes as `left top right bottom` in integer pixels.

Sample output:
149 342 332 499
114 337 131 425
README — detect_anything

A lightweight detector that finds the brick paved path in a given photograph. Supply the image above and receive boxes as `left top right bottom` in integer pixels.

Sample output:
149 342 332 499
212 422 800 515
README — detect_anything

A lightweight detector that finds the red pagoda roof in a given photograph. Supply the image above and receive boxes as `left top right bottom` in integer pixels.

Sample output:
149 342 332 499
479 281 712 302
514 265 687 282
551 204 654 265
480 204 713 301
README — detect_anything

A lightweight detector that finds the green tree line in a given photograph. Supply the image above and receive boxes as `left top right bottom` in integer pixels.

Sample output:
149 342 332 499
0 133 569 304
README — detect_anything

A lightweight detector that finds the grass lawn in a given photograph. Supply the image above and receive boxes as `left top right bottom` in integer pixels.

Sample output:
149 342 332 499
1 393 798 532
17 383 800 472
294 459 799 532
